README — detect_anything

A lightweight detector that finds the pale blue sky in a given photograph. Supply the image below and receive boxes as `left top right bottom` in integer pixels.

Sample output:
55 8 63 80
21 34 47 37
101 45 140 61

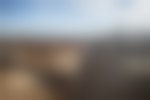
0 0 150 36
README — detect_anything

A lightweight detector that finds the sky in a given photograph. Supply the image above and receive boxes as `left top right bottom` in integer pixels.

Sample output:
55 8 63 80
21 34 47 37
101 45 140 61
0 0 150 37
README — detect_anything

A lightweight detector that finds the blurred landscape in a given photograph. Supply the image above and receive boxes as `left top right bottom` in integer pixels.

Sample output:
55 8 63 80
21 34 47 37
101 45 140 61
0 0 150 100
0 35 150 100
